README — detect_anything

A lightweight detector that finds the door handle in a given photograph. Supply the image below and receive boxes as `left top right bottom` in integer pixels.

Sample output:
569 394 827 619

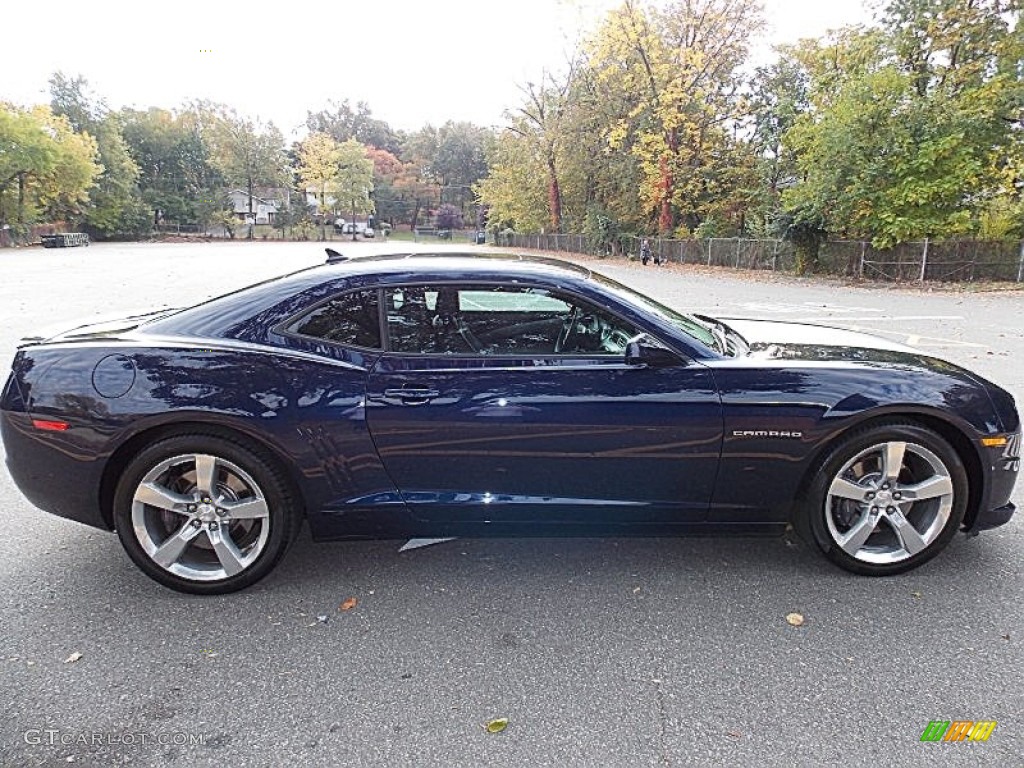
383 388 440 404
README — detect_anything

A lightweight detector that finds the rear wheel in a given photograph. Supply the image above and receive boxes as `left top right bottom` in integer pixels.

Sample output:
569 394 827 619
113 434 301 594
800 422 967 576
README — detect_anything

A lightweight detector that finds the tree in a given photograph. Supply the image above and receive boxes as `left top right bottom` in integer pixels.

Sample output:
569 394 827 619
475 129 549 233
121 107 223 228
365 146 404 227
272 195 311 239
435 203 464 230
406 121 493 214
744 53 811 235
782 1 1021 245
297 132 343 240
585 0 762 234
84 117 150 236
307 100 401 155
506 67 577 232
558 60 647 234
334 138 374 241
0 104 99 237
393 160 439 230
48 72 104 134
49 72 148 237
200 104 287 239
0 105 56 230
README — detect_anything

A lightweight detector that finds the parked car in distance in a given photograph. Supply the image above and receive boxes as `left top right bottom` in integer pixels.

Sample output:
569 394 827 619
338 221 371 236
363 227 375 238
1 251 1019 593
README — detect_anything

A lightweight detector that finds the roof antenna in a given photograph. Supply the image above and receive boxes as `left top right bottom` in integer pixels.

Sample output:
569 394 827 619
325 248 347 263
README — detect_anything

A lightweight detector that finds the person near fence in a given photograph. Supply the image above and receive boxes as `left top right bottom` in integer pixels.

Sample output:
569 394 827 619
640 238 652 265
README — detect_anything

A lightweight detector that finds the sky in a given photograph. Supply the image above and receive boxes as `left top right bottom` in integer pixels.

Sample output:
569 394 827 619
2 0 873 137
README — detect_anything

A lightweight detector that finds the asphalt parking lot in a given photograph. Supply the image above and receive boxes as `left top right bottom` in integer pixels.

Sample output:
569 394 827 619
1 240 1021 767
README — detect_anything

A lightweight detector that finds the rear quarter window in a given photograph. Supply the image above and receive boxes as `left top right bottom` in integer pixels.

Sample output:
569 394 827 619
286 290 381 349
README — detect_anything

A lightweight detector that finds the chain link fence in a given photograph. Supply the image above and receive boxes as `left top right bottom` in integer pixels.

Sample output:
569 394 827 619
500 233 1024 283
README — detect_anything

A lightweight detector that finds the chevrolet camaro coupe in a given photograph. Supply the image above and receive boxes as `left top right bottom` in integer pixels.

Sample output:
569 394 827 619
1 252 1019 593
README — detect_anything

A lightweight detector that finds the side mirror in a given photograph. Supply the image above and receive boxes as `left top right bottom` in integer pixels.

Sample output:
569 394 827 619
625 341 682 368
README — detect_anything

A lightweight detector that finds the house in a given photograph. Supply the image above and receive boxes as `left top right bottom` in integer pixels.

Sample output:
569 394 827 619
227 188 290 225
305 188 338 212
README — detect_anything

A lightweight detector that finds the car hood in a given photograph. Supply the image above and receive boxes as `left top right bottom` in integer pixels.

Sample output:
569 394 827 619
722 318 925 362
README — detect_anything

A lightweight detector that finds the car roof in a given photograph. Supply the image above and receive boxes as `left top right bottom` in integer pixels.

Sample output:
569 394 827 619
316 250 593 280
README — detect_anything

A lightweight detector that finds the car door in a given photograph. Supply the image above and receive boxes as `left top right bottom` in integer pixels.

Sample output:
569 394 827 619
365 282 723 525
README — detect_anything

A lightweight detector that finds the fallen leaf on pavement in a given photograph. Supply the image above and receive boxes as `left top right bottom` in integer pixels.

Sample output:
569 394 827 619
64 652 83 664
484 717 509 733
911 591 923 599
340 597 358 612
785 613 805 627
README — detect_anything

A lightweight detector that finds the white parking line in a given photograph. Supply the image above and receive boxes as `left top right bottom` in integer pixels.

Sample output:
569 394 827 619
737 302 889 314
795 315 965 323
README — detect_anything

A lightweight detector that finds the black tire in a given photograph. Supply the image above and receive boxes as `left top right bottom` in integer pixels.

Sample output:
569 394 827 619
798 422 968 576
113 433 302 594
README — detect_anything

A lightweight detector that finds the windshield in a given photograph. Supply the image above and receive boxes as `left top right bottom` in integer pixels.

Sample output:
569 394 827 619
590 272 719 351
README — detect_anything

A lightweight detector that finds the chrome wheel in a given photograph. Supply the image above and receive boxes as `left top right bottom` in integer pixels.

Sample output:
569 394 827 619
824 440 954 565
131 453 271 582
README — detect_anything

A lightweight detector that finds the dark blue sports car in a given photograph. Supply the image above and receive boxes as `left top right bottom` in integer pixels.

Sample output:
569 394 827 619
1 252 1019 593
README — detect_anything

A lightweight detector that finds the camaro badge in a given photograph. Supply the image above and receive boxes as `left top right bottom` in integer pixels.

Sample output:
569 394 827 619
732 429 803 438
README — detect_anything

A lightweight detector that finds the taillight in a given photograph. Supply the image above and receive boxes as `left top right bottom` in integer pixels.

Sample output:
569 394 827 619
32 419 70 431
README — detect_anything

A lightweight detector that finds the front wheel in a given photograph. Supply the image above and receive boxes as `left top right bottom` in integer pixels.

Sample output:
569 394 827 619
113 434 301 594
799 422 968 576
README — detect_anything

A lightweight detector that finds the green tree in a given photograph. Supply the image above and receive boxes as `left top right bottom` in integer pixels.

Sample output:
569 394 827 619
201 104 287 239
335 138 374 241
406 121 493 214
506 68 577 232
0 104 100 238
272 194 311 239
782 1 1021 246
559 62 646 234
85 117 150 236
745 53 810 235
475 129 549 233
307 99 402 155
121 107 223 228
0 105 56 230
49 73 148 237
297 132 342 240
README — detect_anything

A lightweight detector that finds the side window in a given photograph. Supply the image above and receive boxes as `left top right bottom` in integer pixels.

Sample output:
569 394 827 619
384 284 639 356
288 290 381 349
